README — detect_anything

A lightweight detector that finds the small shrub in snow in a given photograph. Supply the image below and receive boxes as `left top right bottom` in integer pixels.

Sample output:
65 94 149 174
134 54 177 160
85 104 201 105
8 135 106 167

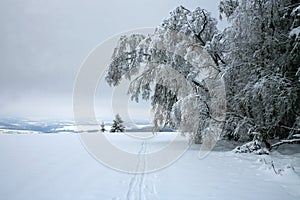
233 140 269 155
257 158 296 176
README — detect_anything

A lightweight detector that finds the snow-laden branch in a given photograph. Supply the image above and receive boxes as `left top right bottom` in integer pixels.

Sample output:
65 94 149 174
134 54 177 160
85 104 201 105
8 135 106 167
280 125 300 132
270 139 300 150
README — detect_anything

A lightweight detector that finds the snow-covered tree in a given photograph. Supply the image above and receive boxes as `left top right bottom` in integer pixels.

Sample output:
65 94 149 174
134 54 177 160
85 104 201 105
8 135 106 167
100 122 106 132
105 6 224 143
219 0 239 19
105 2 299 149
110 114 125 133
220 0 300 144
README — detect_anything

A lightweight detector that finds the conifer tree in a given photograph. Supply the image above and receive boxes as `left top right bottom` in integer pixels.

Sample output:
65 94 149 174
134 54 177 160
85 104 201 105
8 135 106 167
110 114 125 132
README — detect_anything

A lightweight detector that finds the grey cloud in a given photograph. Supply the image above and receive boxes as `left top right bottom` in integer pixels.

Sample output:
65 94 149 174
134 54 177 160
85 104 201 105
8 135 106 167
0 0 224 120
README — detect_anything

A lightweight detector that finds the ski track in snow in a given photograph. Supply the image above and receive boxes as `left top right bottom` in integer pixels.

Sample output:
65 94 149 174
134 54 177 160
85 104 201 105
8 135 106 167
124 140 158 200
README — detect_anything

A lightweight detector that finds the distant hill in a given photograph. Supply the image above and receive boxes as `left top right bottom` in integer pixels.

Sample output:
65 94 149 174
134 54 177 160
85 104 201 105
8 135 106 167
0 118 174 134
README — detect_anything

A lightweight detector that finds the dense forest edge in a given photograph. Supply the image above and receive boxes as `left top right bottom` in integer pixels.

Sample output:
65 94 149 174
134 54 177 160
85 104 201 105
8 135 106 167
105 0 300 154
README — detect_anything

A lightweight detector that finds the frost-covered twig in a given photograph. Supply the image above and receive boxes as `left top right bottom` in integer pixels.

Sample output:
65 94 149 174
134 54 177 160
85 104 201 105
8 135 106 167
271 161 278 175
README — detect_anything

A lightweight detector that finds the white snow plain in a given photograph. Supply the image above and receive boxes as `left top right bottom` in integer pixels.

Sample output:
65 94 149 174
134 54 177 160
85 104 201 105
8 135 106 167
0 132 299 200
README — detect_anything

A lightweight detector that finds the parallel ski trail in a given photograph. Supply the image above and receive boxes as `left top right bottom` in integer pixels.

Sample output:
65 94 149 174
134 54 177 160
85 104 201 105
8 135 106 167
126 140 147 200
138 141 147 200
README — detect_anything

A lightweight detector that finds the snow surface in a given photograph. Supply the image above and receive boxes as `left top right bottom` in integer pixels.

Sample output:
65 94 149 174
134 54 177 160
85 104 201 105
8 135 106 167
290 26 300 38
0 133 299 200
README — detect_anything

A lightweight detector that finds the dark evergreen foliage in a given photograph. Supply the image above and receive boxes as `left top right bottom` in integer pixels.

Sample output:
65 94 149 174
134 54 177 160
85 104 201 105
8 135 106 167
110 114 125 133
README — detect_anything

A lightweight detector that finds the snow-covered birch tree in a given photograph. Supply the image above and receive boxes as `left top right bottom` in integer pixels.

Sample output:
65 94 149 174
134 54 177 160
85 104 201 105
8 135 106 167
105 6 225 144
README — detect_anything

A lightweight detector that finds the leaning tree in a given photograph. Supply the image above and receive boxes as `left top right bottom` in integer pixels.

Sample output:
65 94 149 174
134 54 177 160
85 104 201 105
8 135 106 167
105 6 226 145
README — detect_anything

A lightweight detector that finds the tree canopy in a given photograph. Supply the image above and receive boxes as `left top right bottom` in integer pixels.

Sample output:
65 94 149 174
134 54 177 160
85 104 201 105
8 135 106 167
105 1 300 148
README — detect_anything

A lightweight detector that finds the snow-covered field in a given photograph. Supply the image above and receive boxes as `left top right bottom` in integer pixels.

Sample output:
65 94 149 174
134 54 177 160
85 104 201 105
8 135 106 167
0 133 299 200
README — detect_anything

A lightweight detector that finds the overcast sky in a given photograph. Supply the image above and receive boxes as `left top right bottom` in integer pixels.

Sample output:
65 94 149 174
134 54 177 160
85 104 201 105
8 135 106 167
0 0 226 121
